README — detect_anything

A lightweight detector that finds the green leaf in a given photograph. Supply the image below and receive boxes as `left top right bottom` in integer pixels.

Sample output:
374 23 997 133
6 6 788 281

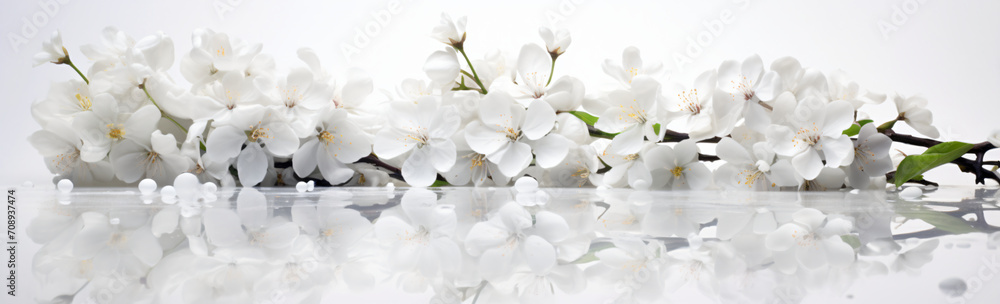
840 235 861 249
876 119 897 132
842 124 861 136
571 241 616 264
842 120 875 136
653 123 661 136
430 180 451 187
894 141 975 187
567 111 599 126
897 208 979 234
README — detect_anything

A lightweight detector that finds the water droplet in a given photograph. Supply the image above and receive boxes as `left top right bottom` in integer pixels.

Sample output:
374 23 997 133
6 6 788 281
939 278 967 297
899 187 923 200
109 218 120 225
57 179 73 194
21 181 33 188
138 179 157 195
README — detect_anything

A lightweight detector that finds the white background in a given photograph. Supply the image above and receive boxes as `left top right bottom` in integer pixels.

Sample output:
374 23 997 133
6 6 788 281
2 1 1000 303
2 0 999 187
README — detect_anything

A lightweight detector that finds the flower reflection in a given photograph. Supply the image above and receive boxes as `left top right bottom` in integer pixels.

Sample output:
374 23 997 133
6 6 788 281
24 187 1000 303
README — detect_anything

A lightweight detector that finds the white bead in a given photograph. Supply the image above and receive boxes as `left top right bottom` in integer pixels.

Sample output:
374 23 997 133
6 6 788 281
296 181 308 193
161 186 176 198
202 182 218 193
307 180 315 191
899 187 923 200
514 176 539 193
57 179 73 193
386 182 396 198
138 179 157 195
174 173 201 201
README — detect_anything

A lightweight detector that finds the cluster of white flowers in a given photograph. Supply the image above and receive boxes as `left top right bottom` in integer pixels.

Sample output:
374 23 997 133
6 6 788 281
29 179 974 303
30 14 965 190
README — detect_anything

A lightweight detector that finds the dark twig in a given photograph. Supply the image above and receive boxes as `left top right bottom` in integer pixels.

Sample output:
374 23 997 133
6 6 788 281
659 129 722 143
358 154 404 181
885 171 939 187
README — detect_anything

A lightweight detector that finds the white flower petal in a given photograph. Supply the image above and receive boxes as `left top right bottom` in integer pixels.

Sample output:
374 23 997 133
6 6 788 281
716 137 752 165
754 71 781 101
128 227 163 266
374 128 415 159
765 224 797 252
522 235 557 275
791 148 823 180
205 126 247 161
402 148 439 187
202 208 248 246
317 149 354 185
522 99 556 140
820 135 854 168
293 139 319 178
423 49 460 85
532 211 570 242
465 121 508 155
684 162 712 190
531 134 569 168
237 144 268 186
260 123 299 157
489 142 533 177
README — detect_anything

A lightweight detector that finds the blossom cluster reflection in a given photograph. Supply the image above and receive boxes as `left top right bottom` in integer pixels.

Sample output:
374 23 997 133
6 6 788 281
24 185 1000 303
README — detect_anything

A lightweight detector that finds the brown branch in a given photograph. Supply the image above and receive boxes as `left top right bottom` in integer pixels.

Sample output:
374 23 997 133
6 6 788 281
659 129 722 143
358 154 405 181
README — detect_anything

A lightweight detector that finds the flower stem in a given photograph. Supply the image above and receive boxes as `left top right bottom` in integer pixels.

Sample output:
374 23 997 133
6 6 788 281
65 58 89 84
460 70 477 82
546 57 557 86
140 81 187 133
456 47 488 94
757 100 773 111
470 281 488 304
876 119 897 133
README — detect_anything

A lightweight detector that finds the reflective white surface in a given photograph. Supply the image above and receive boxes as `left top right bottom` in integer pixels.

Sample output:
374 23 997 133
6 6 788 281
16 186 1000 303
